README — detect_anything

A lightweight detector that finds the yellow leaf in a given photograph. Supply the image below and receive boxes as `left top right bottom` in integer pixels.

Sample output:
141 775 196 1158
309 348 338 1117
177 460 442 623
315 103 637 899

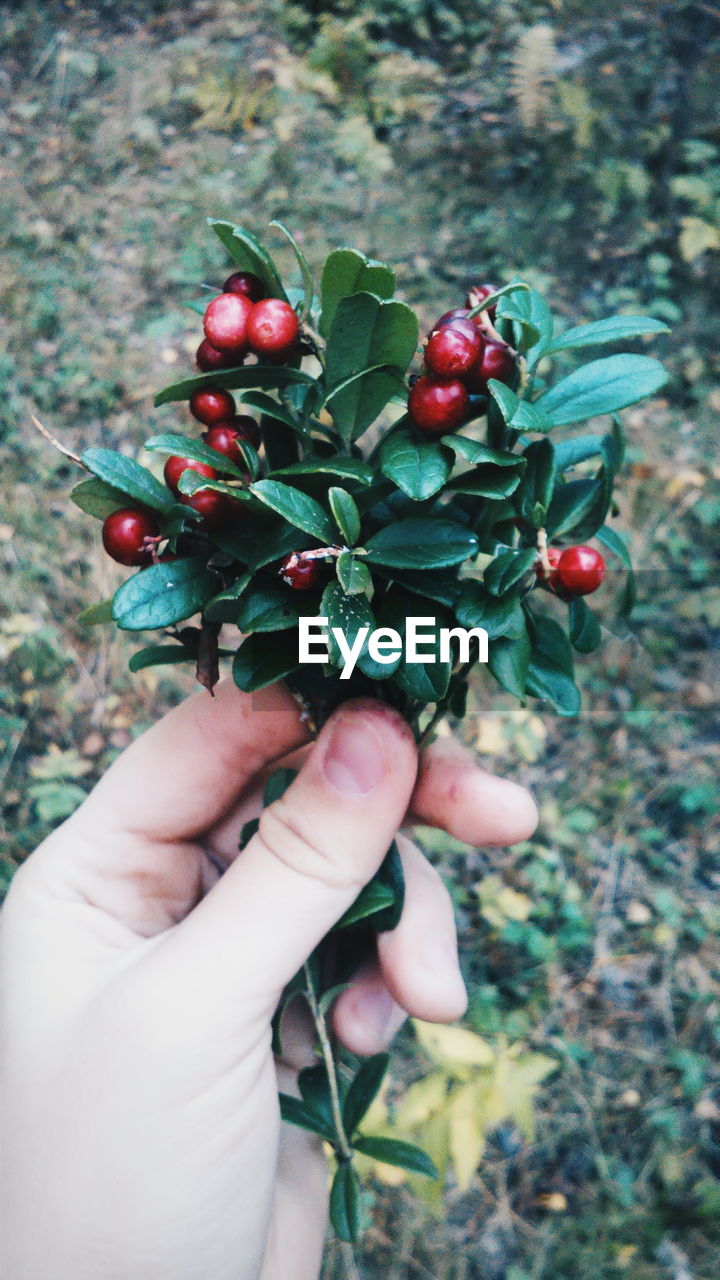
679 216 720 262
448 1081 487 1190
497 886 533 922
414 1021 494 1072
393 1071 447 1129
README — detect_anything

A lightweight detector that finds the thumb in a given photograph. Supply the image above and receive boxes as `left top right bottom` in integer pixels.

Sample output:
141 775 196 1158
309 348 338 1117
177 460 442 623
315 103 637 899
160 700 418 1015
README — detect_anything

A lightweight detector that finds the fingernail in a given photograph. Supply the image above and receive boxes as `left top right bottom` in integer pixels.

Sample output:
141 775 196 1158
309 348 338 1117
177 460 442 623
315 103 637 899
323 715 386 796
421 933 467 1000
352 985 406 1042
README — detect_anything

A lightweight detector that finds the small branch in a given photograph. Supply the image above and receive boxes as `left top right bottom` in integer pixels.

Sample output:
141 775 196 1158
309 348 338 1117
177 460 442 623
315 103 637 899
30 415 86 469
536 527 552 577
303 961 353 1161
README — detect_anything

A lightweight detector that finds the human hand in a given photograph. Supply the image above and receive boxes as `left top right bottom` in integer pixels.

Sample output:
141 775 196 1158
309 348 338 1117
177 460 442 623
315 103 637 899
0 682 537 1280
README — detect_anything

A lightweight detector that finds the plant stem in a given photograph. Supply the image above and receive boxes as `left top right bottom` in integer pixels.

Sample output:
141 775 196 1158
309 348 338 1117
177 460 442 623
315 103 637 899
303 961 353 1161
417 658 476 748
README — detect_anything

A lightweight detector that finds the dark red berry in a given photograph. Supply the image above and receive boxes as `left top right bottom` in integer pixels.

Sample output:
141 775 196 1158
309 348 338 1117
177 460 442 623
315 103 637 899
102 508 159 566
466 282 499 318
279 552 322 591
465 338 515 394
203 292 253 353
203 416 261 458
408 375 469 435
185 488 240 531
425 318 482 378
247 298 299 359
223 271 265 302
189 387 236 426
196 339 235 373
535 545 563 590
164 455 219 497
433 307 472 331
557 545 606 596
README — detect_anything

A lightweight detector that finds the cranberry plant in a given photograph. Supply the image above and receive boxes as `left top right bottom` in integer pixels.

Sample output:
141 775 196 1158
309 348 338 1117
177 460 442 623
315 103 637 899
71 219 668 1242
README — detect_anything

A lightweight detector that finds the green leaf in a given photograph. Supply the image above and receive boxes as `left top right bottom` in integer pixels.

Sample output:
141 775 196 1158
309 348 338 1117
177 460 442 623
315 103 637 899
379 430 454 500
250 479 334 542
112 558 218 631
82 448 174 513
484 547 537 596
77 598 114 626
494 284 542 354
525 614 581 716
232 630 300 691
263 766 298 806
455 582 523 639
71 477 128 519
154 364 314 408
335 881 396 929
597 524 636 615
208 218 288 300
343 1055 390 1137
238 586 303 633
279 1093 335 1145
352 1135 437 1179
488 382 551 433
328 487 361 545
329 1163 361 1243
447 463 523 499
535 354 669 426
177 471 253 504
128 644 193 672
325 292 418 441
553 436 603 471
336 552 372 597
319 247 395 338
144 432 247 479
488 621 530 698
235 392 305 432
271 458 373 485
321 582 378 675
393 616 451 701
270 220 314 315
568 597 602 652
548 315 669 353
204 573 252 623
364 519 478 570
515 439 556 526
371 838 405 931
447 438 525 468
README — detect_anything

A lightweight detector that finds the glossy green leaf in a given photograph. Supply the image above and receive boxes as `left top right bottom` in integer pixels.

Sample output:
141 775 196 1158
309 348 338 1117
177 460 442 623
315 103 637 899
329 1163 361 1244
250 480 334 542
238 586 303 633
488 622 530 698
352 1136 437 1179
548 315 669 353
204 573 252 623
82 448 174 513
231 630 300 691
484 547 537 596
369 839 405 931
343 1055 390 1137
379 430 454 500
328 487 361 545
270 220 314 315
154 364 314 408
536 354 669 426
321 582 377 675
235 392 305 433
525 613 580 715
271 458 373 485
336 552 372 597
493 284 541 353
568 597 602 652
71 477 128 520
364 519 478 570
447 463 523 499
553 436 603 471
279 1093 335 1145
335 881 396 929
446 437 525 467
112 558 219 631
78 599 114 626
488 382 551 433
597 524 636 615
208 218 288 299
515 439 556 526
319 247 395 338
128 644 192 672
455 582 523 639
144 432 247 479
263 766 298 806
325 292 418 441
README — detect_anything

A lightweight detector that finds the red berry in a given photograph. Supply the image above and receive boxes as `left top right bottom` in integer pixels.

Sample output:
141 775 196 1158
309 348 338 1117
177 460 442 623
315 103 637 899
102 508 159 566
279 553 322 591
185 488 239 531
247 298 299 360
433 307 472 331
425 318 482 378
189 387 236 426
465 338 515 394
223 271 265 302
196 339 235 373
203 292 253 353
535 545 563 590
203 416 261 458
557 545 606 596
164 455 219 497
408 375 469 435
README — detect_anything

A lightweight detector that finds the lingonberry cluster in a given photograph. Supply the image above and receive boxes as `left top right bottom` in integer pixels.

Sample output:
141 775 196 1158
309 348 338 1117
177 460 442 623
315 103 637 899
408 284 516 435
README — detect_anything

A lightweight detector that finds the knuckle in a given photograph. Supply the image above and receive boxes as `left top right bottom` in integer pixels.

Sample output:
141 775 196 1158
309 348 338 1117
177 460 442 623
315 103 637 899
257 797 367 894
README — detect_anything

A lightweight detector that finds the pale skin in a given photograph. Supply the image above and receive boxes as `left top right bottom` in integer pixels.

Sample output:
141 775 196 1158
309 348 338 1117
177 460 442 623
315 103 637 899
0 682 538 1280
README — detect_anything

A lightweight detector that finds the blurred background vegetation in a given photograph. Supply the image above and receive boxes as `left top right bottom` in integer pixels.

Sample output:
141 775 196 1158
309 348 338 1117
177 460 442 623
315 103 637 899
1 2 718 1277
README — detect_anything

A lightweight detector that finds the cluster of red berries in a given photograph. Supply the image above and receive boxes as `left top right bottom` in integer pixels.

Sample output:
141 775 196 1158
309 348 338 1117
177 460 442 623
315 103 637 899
537 544 606 597
199 271 300 366
408 285 516 436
